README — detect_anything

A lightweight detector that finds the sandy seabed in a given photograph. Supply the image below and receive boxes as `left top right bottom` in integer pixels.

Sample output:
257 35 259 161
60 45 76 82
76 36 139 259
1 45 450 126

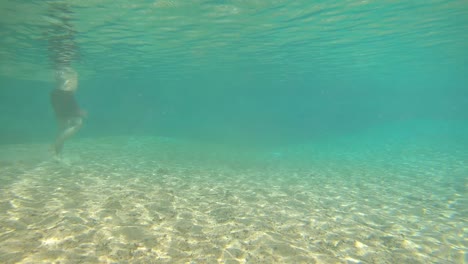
0 137 466 264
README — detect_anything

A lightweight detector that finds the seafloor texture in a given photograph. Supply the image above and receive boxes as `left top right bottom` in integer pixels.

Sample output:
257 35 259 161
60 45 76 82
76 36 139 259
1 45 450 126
0 137 466 264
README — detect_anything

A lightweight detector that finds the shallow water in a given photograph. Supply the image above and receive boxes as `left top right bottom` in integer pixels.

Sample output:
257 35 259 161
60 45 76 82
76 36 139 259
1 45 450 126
1 0 468 263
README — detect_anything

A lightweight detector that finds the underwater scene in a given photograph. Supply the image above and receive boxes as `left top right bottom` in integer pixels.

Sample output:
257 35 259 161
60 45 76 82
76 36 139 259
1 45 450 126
0 0 467 263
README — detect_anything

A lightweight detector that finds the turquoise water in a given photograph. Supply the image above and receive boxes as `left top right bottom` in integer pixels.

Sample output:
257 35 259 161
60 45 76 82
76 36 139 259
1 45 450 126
0 0 467 263
1 0 468 146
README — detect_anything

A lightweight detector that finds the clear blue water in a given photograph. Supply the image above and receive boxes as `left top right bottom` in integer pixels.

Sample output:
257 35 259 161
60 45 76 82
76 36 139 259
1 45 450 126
0 1 467 263
1 0 467 146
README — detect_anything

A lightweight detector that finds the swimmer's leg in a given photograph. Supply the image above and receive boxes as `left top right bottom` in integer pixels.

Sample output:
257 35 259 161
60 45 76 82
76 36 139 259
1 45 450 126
54 117 82 155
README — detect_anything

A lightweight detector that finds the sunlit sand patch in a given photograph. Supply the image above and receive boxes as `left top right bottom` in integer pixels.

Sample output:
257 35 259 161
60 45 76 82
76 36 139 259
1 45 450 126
40 237 63 247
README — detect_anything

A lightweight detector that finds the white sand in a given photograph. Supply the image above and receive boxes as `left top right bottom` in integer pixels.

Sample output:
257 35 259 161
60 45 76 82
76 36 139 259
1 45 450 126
0 137 466 263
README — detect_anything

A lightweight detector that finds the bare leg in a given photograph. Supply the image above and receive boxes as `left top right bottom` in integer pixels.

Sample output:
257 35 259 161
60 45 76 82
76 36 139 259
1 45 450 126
54 117 82 156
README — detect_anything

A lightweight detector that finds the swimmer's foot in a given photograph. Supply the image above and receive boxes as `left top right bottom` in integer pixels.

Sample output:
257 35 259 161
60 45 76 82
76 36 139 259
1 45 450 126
48 144 63 162
50 141 64 156
51 153 73 166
